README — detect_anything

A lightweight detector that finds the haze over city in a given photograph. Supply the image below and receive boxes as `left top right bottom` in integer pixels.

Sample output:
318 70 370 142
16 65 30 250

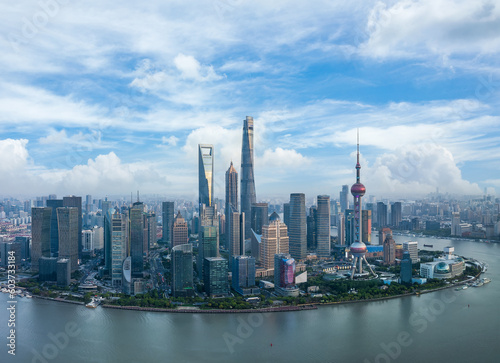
1 0 500 199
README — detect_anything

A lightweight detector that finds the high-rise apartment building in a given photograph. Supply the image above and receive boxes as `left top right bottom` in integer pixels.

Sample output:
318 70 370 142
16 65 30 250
240 116 256 237
289 193 306 260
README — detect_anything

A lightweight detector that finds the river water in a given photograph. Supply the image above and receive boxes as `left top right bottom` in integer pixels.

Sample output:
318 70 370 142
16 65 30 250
1 236 499 363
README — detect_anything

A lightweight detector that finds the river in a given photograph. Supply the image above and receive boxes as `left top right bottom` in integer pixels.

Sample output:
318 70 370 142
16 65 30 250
1 236 499 363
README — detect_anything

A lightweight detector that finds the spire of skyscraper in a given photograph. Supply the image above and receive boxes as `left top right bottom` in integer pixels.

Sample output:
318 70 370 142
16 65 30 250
241 116 256 237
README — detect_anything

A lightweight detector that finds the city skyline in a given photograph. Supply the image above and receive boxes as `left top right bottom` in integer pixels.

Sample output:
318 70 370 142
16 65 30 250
1 1 500 199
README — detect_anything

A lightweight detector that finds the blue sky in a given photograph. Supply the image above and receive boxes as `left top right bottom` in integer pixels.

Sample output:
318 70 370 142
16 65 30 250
1 0 500 201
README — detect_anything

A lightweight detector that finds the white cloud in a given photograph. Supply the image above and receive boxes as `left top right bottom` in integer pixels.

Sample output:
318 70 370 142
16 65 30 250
0 138 30 173
360 0 500 59
161 135 179 146
173 53 223 82
258 147 310 170
364 144 482 197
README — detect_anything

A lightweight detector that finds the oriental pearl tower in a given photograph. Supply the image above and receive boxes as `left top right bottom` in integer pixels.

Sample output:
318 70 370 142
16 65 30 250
349 130 376 279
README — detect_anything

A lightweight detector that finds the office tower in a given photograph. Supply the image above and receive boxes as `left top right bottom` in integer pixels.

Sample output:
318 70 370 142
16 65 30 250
57 258 71 287
172 211 188 248
231 255 257 295
400 251 412 284
198 225 219 278
46 199 63 256
122 256 132 295
57 207 79 273
0 242 21 269
289 193 306 260
403 241 418 262
362 209 372 244
260 219 289 269
63 196 82 259
145 212 156 250
85 194 92 227
111 210 128 287
274 253 298 296
340 185 349 212
337 213 345 246
199 144 214 208
102 201 113 274
225 162 238 250
251 203 268 235
379 227 393 246
172 244 194 297
82 229 94 255
451 212 460 236
241 116 256 237
283 203 290 227
383 230 396 265
307 206 317 250
162 201 175 246
228 207 245 258
31 207 52 272
316 195 331 258
345 209 355 246
203 257 229 297
130 202 144 277
377 202 387 229
14 236 30 261
391 202 402 229
200 203 218 230
349 132 376 279
39 257 58 282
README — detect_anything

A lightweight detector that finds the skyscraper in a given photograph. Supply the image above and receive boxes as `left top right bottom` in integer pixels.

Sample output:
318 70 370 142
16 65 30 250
337 213 345 246
57 207 79 273
231 255 256 295
241 116 256 237
63 196 82 259
400 250 412 284
129 202 144 277
31 207 52 272
362 209 372 244
340 185 349 212
172 211 188 249
198 225 219 278
102 200 113 275
111 209 128 287
283 202 291 227
203 257 229 297
46 199 63 256
316 195 331 258
250 203 268 235
162 201 175 247
306 206 317 250
377 202 388 229
382 229 396 265
403 241 418 262
227 208 245 258
289 193 306 260
349 132 376 279
225 162 238 250
391 202 402 229
199 144 214 208
274 253 299 297
260 218 289 269
172 243 194 297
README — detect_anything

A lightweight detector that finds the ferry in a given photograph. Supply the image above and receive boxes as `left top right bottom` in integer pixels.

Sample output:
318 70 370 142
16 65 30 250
423 244 433 248
482 278 491 284
455 285 468 291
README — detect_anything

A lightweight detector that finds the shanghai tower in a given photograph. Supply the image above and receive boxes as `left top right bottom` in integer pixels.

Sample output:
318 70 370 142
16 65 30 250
241 116 256 237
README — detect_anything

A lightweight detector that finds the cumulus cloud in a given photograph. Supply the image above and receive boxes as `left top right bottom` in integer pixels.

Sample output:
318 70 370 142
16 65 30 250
360 0 500 58
173 53 223 82
364 144 482 197
161 135 179 146
258 147 310 170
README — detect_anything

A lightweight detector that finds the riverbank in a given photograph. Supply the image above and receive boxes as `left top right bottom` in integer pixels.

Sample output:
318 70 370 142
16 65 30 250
102 304 317 314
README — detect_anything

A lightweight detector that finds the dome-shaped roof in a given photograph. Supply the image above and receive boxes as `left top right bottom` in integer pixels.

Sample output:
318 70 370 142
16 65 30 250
434 262 450 274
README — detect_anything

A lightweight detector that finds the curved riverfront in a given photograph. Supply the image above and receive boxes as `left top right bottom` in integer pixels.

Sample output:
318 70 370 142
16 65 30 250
2 236 499 363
